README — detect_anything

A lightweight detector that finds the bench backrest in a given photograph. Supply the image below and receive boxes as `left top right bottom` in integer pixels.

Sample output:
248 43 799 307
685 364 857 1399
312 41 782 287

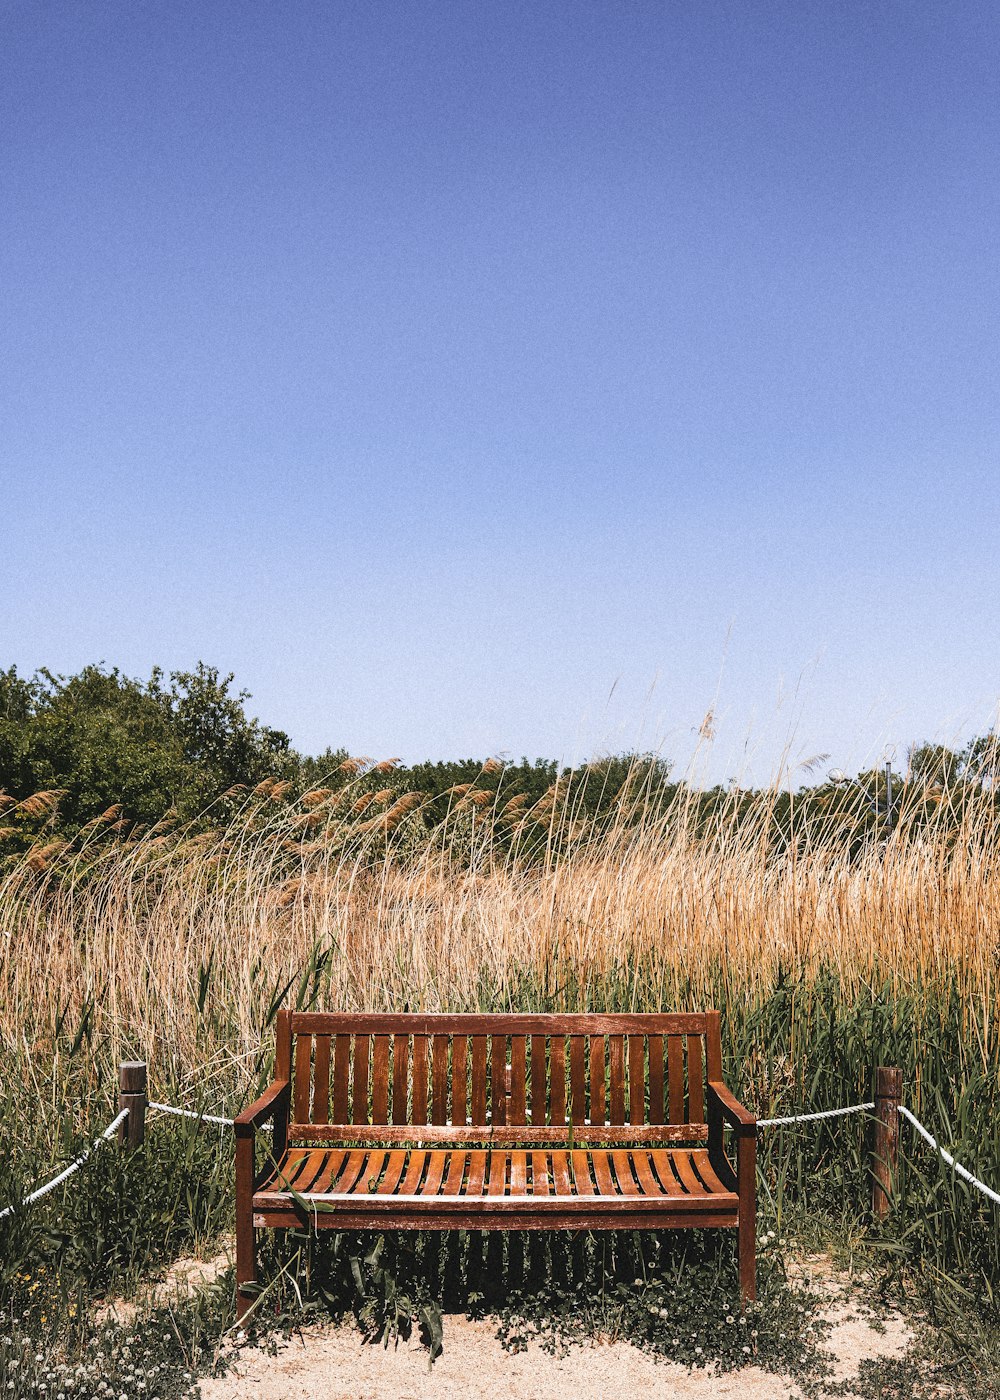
275 1012 723 1145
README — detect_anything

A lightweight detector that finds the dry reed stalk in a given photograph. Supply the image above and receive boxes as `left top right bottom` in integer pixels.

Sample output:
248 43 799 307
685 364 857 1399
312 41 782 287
1 775 998 1098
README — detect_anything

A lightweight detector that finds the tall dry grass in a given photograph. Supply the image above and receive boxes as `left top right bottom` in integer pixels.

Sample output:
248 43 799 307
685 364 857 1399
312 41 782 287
1 764 997 1099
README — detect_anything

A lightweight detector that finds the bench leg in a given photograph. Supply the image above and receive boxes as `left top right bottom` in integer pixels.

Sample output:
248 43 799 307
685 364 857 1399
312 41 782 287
738 1208 756 1305
738 1134 757 1306
236 1137 257 1320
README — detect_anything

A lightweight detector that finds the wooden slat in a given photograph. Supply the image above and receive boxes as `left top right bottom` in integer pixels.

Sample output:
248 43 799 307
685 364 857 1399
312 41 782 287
471 1037 488 1124
589 1036 606 1125
649 1149 685 1196
263 1146 310 1186
466 1149 487 1197
392 1034 409 1125
332 1034 350 1123
491 1034 507 1126
312 1035 331 1124
509 1150 527 1194
673 1149 709 1197
549 1037 566 1125
411 1035 428 1125
530 1035 546 1123
398 1150 427 1194
570 1148 596 1195
486 1151 507 1196
275 1009 293 1081
628 1036 646 1126
705 1009 723 1081
687 1035 704 1123
611 1148 641 1195
550 1150 573 1196
295 1149 344 1192
287 1121 709 1144
329 1148 368 1194
290 1012 712 1036
569 1036 586 1126
667 1035 684 1123
441 1151 467 1195
690 1149 730 1196
293 1034 312 1121
431 1036 449 1125
631 1150 667 1196
371 1036 389 1124
375 1150 407 1195
608 1035 625 1124
354 1150 387 1194
531 1150 551 1196
509 1036 527 1124
286 1149 329 1192
591 1149 617 1195
420 1150 448 1196
647 1036 665 1125
452 1036 468 1125
353 1035 370 1124
254 1205 740 1229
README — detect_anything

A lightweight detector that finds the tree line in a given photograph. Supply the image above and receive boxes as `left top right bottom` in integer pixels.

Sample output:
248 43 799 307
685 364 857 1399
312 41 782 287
1 662 997 853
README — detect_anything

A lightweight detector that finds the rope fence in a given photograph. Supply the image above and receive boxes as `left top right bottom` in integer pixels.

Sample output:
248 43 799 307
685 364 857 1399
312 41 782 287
148 1100 238 1128
757 1101 874 1128
0 1108 129 1222
3 1065 998 1223
898 1104 1000 1209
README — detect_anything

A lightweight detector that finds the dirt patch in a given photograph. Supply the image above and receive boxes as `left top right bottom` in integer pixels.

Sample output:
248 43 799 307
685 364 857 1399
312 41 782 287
155 1246 232 1304
200 1289 913 1400
93 1246 232 1326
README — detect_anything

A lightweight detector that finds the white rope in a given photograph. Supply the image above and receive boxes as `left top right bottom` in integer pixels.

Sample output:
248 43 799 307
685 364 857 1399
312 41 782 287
148 1100 235 1127
758 1101 874 1128
148 1101 272 1131
898 1105 1000 1208
0 1108 129 1222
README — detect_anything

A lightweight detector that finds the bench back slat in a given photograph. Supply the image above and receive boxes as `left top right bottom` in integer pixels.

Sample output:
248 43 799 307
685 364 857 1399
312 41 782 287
279 1012 722 1143
313 1035 331 1123
431 1036 449 1125
372 1035 390 1123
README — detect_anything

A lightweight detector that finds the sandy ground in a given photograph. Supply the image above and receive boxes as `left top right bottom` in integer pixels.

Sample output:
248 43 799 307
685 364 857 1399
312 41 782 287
197 1259 914 1400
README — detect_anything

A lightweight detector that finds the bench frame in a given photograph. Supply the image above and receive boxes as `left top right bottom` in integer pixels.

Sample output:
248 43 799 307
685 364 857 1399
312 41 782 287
235 1010 756 1318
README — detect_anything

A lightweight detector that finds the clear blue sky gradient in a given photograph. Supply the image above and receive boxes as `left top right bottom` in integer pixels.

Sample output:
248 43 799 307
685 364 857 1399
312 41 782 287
2 3 998 783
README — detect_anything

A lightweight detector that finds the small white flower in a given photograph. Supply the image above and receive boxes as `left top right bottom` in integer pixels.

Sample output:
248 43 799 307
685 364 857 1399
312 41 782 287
742 1344 751 1354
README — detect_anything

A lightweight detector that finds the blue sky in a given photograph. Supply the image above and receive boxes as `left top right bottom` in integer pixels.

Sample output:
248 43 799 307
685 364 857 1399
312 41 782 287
2 2 998 783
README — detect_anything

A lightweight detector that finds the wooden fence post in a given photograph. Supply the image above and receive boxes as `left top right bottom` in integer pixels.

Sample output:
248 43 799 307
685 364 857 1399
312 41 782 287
118 1061 147 1150
871 1065 902 1218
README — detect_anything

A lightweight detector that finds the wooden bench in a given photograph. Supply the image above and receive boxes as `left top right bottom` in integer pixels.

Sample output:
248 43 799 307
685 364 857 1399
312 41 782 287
235 1010 757 1318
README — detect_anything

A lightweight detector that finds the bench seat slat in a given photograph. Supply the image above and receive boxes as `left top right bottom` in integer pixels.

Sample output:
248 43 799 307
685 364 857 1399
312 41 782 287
286 1122 709 1144
253 1147 738 1211
289 1013 711 1035
376 1150 408 1195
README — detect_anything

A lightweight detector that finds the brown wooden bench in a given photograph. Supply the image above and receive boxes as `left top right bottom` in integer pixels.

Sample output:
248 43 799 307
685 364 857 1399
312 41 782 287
235 1010 756 1318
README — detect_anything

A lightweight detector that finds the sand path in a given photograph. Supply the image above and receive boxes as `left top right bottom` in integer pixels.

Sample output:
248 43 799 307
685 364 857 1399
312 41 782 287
199 1293 912 1400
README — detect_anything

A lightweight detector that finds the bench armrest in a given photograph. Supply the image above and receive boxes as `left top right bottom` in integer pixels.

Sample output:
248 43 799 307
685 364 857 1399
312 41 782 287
235 1078 290 1140
707 1080 757 1137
